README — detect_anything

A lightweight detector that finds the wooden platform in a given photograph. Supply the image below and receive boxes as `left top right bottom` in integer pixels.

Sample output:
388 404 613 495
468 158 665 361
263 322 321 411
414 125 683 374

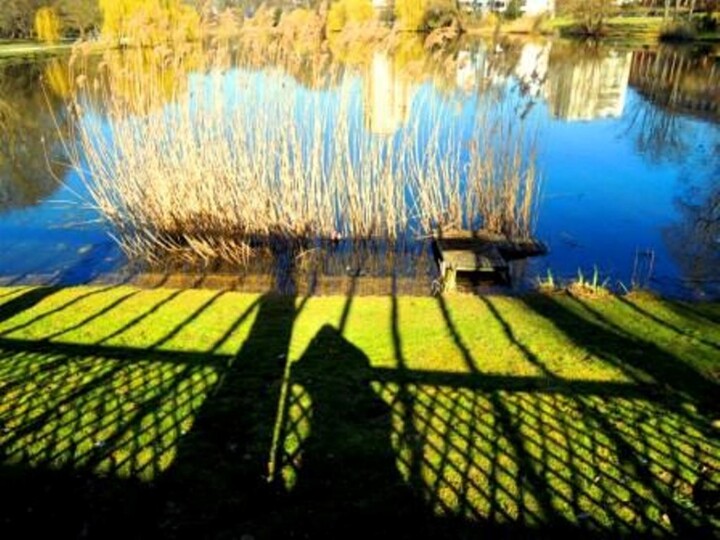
433 229 547 284
437 243 507 274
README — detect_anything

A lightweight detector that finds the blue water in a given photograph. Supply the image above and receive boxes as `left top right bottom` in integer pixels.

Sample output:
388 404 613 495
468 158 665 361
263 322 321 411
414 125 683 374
0 42 718 297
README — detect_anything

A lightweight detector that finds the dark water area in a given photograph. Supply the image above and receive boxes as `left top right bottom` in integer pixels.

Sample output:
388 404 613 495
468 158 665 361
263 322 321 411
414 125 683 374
0 39 718 298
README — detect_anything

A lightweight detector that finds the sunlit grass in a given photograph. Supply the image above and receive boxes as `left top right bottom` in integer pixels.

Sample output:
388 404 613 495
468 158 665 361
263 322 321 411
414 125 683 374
0 41 73 57
0 285 717 535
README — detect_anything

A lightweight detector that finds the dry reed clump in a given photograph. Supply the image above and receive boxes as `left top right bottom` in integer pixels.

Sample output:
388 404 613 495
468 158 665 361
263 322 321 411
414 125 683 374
63 44 539 267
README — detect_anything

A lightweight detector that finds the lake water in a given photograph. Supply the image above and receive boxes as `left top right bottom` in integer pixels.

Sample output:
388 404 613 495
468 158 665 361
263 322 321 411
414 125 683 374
0 38 718 298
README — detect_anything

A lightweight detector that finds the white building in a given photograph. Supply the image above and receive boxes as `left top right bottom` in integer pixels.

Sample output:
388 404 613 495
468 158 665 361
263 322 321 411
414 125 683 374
522 0 555 15
457 0 555 16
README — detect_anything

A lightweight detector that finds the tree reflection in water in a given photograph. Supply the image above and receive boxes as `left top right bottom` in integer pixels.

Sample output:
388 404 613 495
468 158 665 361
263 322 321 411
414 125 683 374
664 163 720 298
626 45 719 163
0 56 68 212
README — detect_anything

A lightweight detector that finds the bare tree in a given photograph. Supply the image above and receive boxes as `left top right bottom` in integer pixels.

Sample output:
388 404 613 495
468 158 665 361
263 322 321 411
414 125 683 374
556 0 615 35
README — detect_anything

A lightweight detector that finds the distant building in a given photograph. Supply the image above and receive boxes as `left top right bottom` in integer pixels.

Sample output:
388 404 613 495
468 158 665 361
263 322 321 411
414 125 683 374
545 50 633 121
522 0 555 15
457 0 555 15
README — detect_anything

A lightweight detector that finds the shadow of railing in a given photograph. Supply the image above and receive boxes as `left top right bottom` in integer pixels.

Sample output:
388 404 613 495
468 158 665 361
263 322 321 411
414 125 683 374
520 294 719 414
0 287 718 538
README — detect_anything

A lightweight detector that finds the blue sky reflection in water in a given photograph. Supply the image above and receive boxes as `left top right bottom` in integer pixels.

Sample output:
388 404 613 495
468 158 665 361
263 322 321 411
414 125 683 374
0 41 717 298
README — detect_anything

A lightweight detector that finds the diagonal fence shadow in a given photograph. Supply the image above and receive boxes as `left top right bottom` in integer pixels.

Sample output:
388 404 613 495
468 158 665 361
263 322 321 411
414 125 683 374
0 288 717 538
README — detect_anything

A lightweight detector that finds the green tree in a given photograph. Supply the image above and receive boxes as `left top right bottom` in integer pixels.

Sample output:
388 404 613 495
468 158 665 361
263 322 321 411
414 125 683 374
395 0 426 30
98 0 201 45
505 0 522 19
0 0 43 39
0 0 102 40
54 0 102 37
326 0 374 31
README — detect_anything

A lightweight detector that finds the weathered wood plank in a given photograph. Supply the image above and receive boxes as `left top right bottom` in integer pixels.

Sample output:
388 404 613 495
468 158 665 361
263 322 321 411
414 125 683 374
439 245 507 272
434 229 547 263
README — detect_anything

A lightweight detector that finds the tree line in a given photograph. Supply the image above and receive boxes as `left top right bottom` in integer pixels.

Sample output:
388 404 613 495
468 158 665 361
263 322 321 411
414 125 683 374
1 0 718 41
0 0 285 41
0 0 102 39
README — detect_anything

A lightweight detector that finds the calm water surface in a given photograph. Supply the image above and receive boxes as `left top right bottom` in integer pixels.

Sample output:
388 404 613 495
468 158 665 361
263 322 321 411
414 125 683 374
0 39 718 297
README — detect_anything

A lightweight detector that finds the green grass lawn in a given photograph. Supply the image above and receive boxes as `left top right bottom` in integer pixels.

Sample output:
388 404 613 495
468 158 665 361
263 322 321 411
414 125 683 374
548 15 720 43
549 16 664 42
0 285 717 537
0 40 74 57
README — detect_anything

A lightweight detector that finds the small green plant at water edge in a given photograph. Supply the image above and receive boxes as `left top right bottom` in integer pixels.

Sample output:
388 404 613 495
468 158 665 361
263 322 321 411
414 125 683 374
592 265 600 290
537 268 556 291
631 248 655 291
569 265 610 296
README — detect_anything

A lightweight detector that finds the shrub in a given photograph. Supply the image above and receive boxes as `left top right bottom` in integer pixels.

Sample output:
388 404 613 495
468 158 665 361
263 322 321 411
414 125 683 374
98 0 200 46
35 7 61 42
557 0 616 36
327 0 374 32
532 13 552 33
276 8 325 50
327 2 346 31
505 0 522 20
659 20 698 42
480 11 500 29
395 0 426 31
422 0 460 31
696 13 718 33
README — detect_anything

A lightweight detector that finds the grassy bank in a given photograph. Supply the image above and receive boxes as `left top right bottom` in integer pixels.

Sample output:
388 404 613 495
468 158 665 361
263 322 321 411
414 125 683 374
0 285 717 537
547 15 720 44
463 15 665 42
550 16 662 41
0 40 74 57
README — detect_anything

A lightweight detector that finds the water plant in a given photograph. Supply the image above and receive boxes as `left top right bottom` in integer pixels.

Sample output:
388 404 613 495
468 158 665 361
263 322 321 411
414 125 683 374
569 265 610 297
62 41 539 268
631 248 655 291
537 267 556 291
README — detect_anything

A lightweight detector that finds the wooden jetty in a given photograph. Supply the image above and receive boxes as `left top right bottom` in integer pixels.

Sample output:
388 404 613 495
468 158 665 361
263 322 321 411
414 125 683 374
433 230 547 287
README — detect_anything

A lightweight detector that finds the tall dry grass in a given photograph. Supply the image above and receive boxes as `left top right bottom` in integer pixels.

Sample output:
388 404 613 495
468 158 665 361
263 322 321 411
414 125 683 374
63 43 538 267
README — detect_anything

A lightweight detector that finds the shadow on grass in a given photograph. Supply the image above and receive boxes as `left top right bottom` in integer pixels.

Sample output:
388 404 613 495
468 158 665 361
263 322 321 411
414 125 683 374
521 294 719 413
0 287 60 324
667 299 720 327
0 286 717 538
